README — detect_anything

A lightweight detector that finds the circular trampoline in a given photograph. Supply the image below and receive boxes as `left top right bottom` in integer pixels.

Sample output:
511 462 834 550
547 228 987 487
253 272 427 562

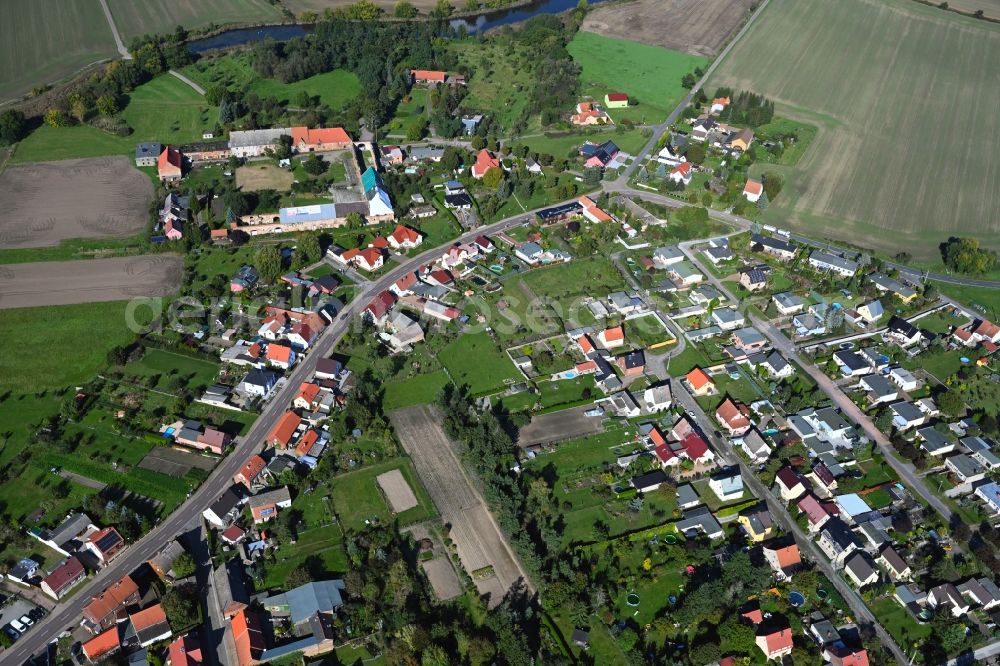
788 591 806 607
664 534 678 545
816 589 829 600
626 592 640 607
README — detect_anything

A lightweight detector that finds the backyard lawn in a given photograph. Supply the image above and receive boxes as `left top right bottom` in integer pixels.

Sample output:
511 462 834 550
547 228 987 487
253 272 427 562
439 332 521 396
330 458 436 533
383 371 451 412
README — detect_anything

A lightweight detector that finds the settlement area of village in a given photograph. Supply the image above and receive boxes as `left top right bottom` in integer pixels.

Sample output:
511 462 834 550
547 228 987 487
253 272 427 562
7 70 1000 666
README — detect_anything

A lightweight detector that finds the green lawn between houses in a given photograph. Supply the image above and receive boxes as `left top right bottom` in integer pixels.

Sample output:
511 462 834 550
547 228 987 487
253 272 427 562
439 332 521 397
567 31 709 125
383 370 451 412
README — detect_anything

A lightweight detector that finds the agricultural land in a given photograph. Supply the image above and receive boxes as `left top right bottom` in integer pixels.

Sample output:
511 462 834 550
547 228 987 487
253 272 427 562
0 0 118 102
709 0 1000 258
581 0 754 56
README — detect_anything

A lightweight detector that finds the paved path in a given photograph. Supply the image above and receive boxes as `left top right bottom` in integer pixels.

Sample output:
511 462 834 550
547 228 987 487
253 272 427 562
98 0 130 59
170 70 206 96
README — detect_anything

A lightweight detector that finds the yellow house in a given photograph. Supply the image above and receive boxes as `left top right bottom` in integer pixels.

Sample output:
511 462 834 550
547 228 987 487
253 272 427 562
605 92 629 109
738 505 774 543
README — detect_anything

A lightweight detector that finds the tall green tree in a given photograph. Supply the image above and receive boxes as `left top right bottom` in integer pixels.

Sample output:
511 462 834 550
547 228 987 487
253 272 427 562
255 245 283 283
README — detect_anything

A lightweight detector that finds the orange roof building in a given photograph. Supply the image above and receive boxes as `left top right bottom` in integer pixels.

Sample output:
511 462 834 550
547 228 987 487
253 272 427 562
599 326 625 347
83 574 140 631
82 626 121 661
755 625 794 660
289 126 351 151
411 69 447 84
267 411 302 449
471 149 500 179
158 146 183 182
389 224 422 249
168 633 204 666
128 603 172 647
686 367 714 394
716 398 751 434
234 454 267 489
265 343 294 367
231 609 266 666
763 539 802 577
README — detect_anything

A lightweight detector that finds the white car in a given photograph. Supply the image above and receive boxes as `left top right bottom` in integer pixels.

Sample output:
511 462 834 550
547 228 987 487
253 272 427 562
19 615 32 626
10 619 25 633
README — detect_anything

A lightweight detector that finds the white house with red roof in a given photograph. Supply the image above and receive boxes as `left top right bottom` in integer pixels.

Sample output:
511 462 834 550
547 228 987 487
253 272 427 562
474 235 494 253
355 247 384 272
798 494 831 532
669 161 693 185
364 290 397 324
743 178 764 203
972 319 1000 344
388 225 422 250
710 96 731 114
265 343 295 370
289 126 351 152
756 625 794 660
716 398 752 436
597 326 625 349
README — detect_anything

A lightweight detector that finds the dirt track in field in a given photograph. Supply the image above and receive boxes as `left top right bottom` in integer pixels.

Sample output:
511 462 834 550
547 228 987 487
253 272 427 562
582 0 754 56
0 156 153 249
390 405 532 607
0 255 182 309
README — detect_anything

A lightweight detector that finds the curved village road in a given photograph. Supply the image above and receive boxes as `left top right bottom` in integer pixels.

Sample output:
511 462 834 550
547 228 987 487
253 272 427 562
4 200 580 665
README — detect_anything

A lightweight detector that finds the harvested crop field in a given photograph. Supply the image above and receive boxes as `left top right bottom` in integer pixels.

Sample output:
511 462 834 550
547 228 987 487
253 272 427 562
0 256 182 309
582 0 753 56
139 446 216 477
236 163 295 191
390 405 531 607
107 0 284 41
517 405 605 448
709 0 1000 258
1 0 118 102
0 156 153 248
376 469 419 513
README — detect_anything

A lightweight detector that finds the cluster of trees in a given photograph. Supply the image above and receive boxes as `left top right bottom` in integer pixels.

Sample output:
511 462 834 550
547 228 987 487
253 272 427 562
717 89 775 127
250 18 446 131
941 236 996 275
40 33 193 134
517 16 583 127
